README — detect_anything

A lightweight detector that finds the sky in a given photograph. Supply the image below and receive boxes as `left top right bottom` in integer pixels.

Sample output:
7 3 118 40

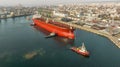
0 0 120 6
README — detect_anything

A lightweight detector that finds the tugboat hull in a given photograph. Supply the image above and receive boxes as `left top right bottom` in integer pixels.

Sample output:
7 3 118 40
71 47 89 57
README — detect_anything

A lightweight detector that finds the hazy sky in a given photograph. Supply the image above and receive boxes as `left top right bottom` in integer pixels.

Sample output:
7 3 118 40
0 0 119 6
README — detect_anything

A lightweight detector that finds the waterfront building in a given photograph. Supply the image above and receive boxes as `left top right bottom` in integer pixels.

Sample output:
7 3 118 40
53 11 67 17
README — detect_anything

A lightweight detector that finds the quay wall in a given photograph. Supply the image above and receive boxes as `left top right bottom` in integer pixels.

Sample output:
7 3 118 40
58 21 120 48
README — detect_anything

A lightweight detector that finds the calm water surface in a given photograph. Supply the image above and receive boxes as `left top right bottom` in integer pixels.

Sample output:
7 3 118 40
0 16 120 67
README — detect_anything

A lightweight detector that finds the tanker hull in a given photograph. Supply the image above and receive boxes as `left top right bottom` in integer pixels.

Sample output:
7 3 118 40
32 18 75 39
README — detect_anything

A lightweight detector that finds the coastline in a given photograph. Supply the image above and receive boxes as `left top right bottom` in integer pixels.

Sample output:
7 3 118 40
58 21 120 48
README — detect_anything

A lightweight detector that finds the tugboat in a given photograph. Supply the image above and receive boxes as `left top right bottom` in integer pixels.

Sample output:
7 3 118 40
70 43 89 57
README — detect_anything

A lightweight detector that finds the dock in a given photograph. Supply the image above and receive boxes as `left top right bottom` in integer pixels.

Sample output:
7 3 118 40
55 19 120 48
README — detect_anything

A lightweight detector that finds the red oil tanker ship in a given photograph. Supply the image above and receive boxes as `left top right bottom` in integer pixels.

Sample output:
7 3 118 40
32 14 75 39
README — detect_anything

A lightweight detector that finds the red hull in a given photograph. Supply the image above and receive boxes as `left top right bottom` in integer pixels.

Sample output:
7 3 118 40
71 47 89 57
32 18 75 39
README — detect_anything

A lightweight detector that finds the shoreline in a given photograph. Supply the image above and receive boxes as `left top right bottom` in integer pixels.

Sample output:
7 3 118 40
0 14 32 19
58 21 120 48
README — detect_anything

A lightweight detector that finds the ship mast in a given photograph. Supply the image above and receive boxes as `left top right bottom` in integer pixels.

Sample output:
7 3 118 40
46 18 49 23
81 43 87 52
